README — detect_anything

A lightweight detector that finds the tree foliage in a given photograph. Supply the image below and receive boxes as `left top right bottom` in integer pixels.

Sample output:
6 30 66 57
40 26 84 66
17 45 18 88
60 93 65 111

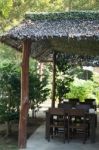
0 56 49 134
92 73 99 104
56 57 74 102
0 43 21 63
66 78 95 101
56 74 73 102
0 0 99 31
0 62 20 135
29 72 49 113
0 0 13 17
0 62 20 117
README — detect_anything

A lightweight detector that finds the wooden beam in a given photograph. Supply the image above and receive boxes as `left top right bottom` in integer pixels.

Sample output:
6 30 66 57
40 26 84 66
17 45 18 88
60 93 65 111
51 52 56 108
18 39 31 149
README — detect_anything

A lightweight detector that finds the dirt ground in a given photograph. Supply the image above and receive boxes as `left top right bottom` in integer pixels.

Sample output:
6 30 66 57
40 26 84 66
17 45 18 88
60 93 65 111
0 117 44 150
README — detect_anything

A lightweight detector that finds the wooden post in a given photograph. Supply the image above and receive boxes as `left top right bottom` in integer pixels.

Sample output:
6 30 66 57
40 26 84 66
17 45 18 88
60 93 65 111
52 52 56 108
18 39 31 149
90 114 96 143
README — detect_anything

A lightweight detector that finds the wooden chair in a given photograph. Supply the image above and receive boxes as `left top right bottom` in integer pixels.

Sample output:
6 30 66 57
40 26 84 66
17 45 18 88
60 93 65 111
76 103 91 131
68 109 88 143
47 108 67 143
84 99 97 127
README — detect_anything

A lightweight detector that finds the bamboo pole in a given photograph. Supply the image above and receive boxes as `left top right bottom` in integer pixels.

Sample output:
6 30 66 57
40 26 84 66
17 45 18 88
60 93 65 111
18 39 31 148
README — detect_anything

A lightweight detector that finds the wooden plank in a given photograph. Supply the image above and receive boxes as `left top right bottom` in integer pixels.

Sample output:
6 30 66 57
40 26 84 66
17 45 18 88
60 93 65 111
51 52 56 108
18 39 31 148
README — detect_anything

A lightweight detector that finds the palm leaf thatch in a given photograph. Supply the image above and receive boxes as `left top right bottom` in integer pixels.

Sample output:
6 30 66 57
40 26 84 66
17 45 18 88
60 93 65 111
0 11 99 65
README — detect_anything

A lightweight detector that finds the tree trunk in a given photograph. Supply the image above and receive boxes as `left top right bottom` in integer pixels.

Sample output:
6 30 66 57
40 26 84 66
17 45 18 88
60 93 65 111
5 121 11 136
18 39 31 149
5 90 12 136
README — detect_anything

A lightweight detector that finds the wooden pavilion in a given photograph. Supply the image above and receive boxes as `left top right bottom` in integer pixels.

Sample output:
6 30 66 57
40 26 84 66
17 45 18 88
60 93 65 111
0 11 99 149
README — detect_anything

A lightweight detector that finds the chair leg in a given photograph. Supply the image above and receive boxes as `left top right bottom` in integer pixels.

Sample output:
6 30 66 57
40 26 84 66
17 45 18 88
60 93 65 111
54 127 58 135
50 127 53 139
63 128 66 143
68 128 70 143
47 128 50 142
83 129 87 144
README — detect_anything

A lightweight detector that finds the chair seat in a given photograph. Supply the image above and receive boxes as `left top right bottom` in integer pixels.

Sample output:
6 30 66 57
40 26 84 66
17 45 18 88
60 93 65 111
69 123 88 129
50 124 64 128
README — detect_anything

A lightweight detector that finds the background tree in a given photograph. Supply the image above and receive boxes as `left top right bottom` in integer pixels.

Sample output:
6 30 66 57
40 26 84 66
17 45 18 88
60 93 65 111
0 62 20 136
0 58 49 135
66 79 95 101
56 55 74 103
0 0 99 31
29 71 49 117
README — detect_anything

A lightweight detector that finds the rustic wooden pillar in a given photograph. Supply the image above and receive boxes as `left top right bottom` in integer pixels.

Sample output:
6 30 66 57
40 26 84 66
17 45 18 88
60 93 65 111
52 52 56 108
18 39 31 149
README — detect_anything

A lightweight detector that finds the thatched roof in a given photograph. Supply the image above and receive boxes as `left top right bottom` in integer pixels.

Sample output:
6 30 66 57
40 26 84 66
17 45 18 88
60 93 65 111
0 11 99 65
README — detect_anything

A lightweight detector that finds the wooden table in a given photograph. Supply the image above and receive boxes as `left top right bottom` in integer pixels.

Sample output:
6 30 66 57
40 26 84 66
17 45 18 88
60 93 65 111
45 110 97 143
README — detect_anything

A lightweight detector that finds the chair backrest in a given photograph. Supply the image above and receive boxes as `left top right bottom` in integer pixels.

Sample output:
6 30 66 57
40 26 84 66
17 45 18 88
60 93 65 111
85 99 96 109
49 108 64 116
58 102 72 110
76 103 90 112
68 109 85 117
85 99 96 103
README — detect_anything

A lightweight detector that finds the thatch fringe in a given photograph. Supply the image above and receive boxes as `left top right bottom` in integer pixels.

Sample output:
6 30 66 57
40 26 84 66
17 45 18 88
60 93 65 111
25 11 99 21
